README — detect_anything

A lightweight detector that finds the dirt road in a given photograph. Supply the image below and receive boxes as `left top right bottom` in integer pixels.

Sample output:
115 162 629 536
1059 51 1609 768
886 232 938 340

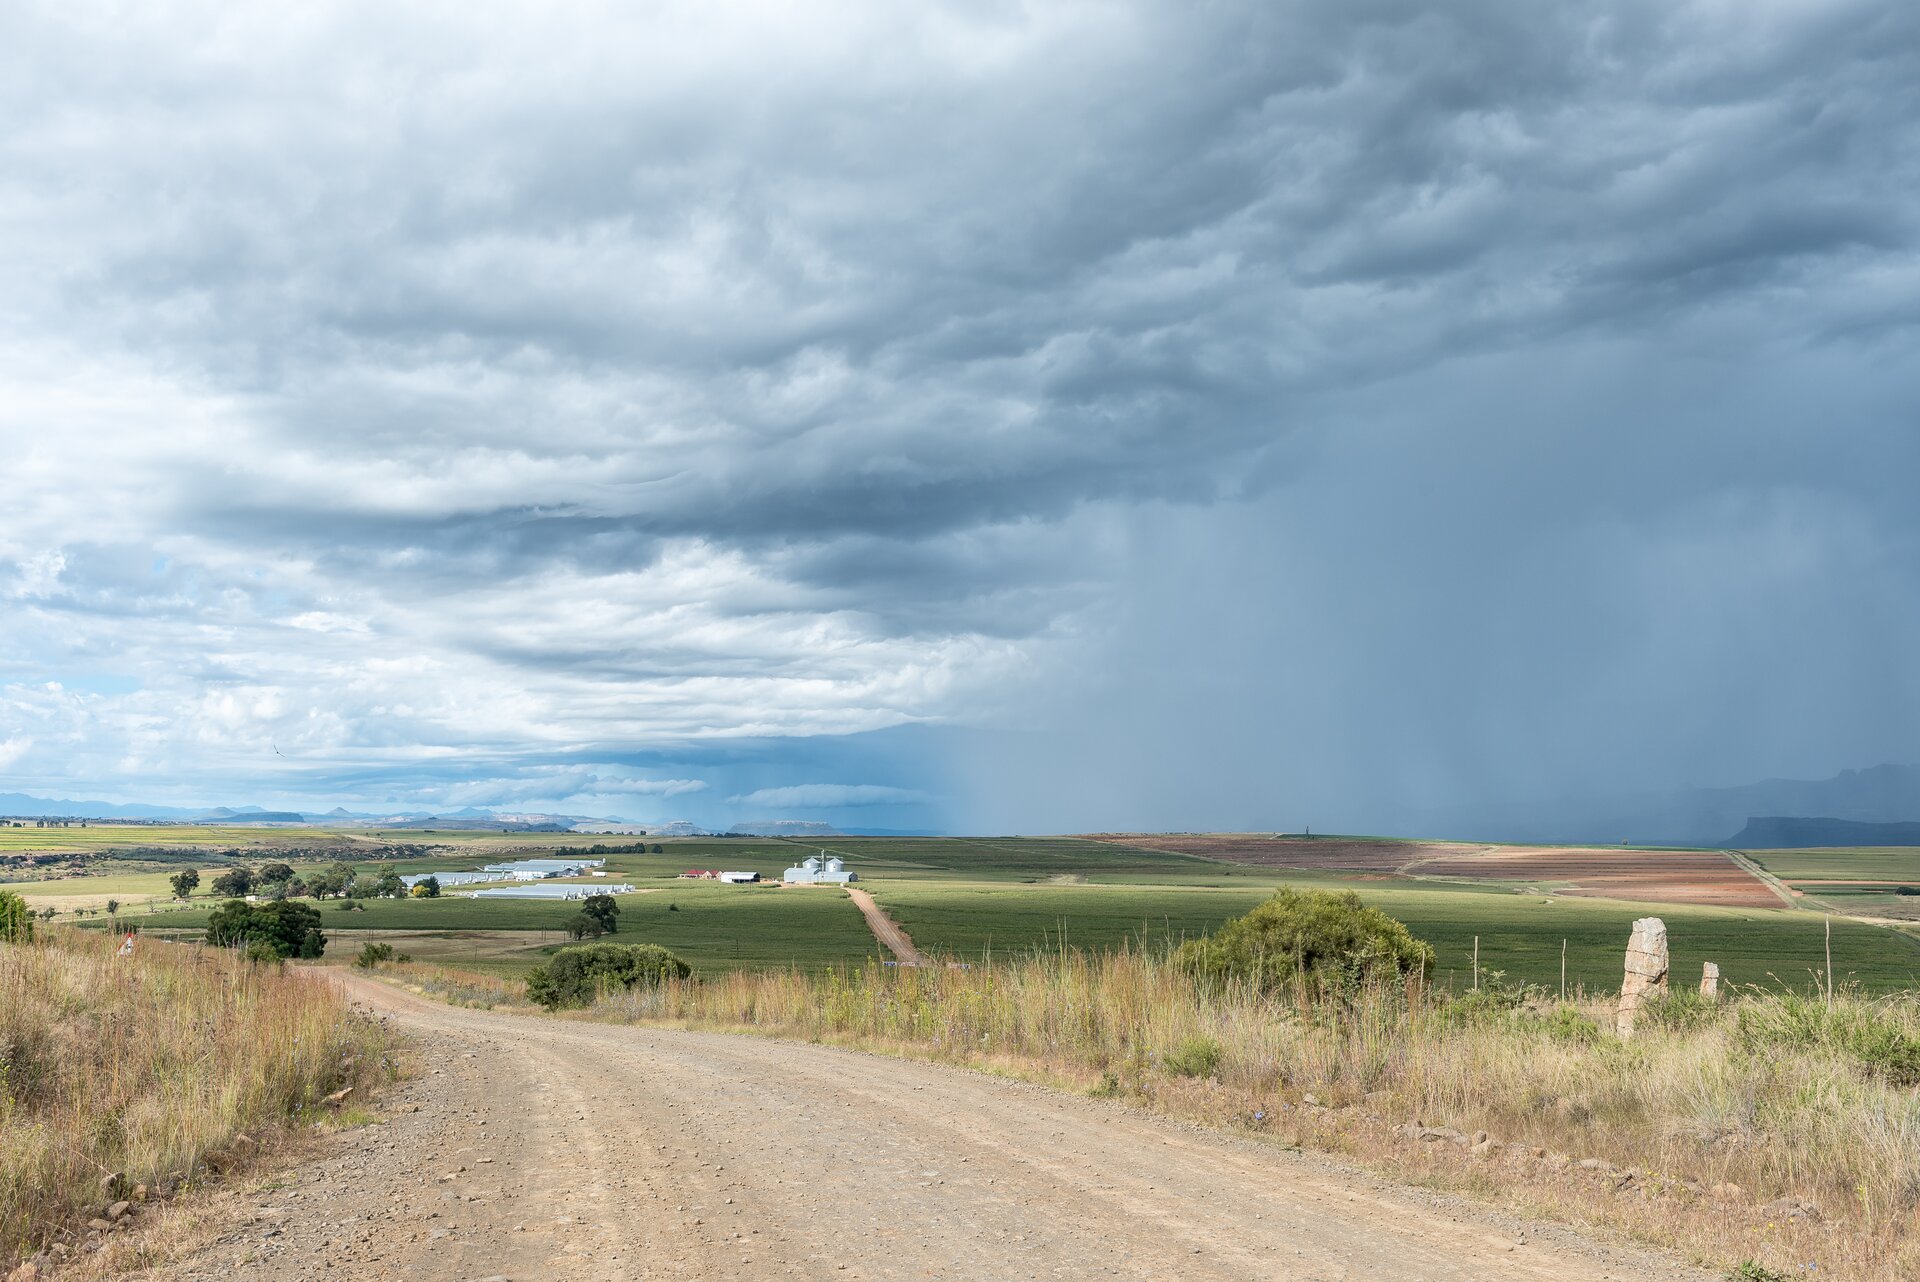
153 974 1705 1282
845 885 927 965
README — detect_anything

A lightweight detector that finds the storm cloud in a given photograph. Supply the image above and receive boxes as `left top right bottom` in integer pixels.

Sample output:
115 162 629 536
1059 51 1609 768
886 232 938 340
1 1 1916 829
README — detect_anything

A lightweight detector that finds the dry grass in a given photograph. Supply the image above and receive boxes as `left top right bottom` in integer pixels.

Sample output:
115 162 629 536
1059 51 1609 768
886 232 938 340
572 947 1920 1281
0 929 396 1269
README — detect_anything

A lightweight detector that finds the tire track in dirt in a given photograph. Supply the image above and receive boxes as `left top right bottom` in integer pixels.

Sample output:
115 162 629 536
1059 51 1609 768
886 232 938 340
845 885 927 965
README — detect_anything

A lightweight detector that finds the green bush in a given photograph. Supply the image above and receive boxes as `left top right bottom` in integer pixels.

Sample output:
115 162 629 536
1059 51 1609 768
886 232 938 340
525 942 691 1010
1637 990 1723 1035
1735 994 1920 1086
1177 888 1433 994
1161 1035 1223 1078
0 890 32 944
355 942 396 968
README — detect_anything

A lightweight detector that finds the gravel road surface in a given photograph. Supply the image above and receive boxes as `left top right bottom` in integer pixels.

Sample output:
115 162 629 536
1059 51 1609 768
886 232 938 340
152 972 1708 1282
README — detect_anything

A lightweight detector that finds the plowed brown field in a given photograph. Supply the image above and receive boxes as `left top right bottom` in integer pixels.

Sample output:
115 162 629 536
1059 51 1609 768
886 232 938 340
1086 834 1779 908
1084 834 1431 872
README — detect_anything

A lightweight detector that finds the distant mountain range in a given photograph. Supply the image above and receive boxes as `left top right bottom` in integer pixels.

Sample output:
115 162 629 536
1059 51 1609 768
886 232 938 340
1723 817 1920 848
1407 763 1920 847
0 791 928 838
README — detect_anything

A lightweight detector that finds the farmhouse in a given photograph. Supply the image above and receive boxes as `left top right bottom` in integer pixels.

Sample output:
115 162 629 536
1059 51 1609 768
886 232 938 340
782 854 857 885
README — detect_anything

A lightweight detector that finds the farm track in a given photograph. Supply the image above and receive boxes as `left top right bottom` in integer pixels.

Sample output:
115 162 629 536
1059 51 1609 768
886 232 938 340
845 885 927 965
143 972 1711 1282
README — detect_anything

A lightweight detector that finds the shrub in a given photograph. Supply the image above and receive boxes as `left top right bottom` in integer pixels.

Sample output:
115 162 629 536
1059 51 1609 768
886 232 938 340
410 875 441 898
1735 994 1920 1086
1637 989 1723 1035
1161 1035 1223 1078
0 890 32 944
525 943 691 1010
241 939 283 966
1177 888 1433 994
355 942 397 968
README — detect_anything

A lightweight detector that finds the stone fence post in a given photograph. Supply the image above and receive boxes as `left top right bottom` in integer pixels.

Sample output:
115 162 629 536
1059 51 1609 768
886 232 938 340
1615 916 1668 1039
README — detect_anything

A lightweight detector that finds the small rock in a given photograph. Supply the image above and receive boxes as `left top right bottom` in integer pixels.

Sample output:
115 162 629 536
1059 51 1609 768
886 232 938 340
88 1218 112 1232
6 1261 40 1282
1710 1181 1746 1202
106 1199 132 1220
322 1086 354 1108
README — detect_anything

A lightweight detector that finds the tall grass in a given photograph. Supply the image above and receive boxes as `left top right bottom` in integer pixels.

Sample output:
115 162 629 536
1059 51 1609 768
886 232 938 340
0 929 394 1267
583 945 1920 1280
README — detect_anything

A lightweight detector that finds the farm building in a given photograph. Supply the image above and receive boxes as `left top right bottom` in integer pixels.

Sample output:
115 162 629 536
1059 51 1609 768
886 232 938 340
718 870 760 884
465 882 635 900
399 869 507 889
479 857 606 880
782 854 856 885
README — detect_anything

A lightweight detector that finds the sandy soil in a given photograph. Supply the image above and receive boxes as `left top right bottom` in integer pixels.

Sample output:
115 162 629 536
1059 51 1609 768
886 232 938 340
138 973 1709 1282
845 885 926 965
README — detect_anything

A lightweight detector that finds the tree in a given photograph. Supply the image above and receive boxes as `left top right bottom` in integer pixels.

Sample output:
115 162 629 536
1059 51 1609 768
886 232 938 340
410 875 441 898
525 942 690 1010
210 867 255 898
0 889 32 943
306 862 354 899
649 843 664 854
1177 888 1434 995
169 869 201 900
256 862 296 886
580 894 620 935
105 898 120 921
372 869 406 899
563 912 606 941
205 899 327 959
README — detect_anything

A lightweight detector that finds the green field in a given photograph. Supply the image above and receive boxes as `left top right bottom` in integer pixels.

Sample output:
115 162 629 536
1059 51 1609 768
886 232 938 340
862 878 1920 993
125 883 881 975
1745 847 1920 883
30 829 1920 993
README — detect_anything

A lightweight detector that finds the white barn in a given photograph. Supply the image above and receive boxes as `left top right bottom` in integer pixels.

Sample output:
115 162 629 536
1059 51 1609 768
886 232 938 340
782 853 856 885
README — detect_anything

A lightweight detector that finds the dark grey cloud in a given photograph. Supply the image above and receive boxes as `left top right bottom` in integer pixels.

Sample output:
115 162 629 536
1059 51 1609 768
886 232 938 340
1 1 1916 823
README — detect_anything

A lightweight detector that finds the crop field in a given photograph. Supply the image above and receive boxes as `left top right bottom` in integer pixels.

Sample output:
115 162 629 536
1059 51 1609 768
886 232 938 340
1745 846 1920 883
861 877 1920 993
27 827 1920 993
1090 833 1777 908
120 883 881 975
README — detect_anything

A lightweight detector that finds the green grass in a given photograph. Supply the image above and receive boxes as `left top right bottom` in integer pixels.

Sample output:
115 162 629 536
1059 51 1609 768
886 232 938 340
121 884 881 975
1746 847 1920 883
33 831 1920 993
863 878 1920 994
